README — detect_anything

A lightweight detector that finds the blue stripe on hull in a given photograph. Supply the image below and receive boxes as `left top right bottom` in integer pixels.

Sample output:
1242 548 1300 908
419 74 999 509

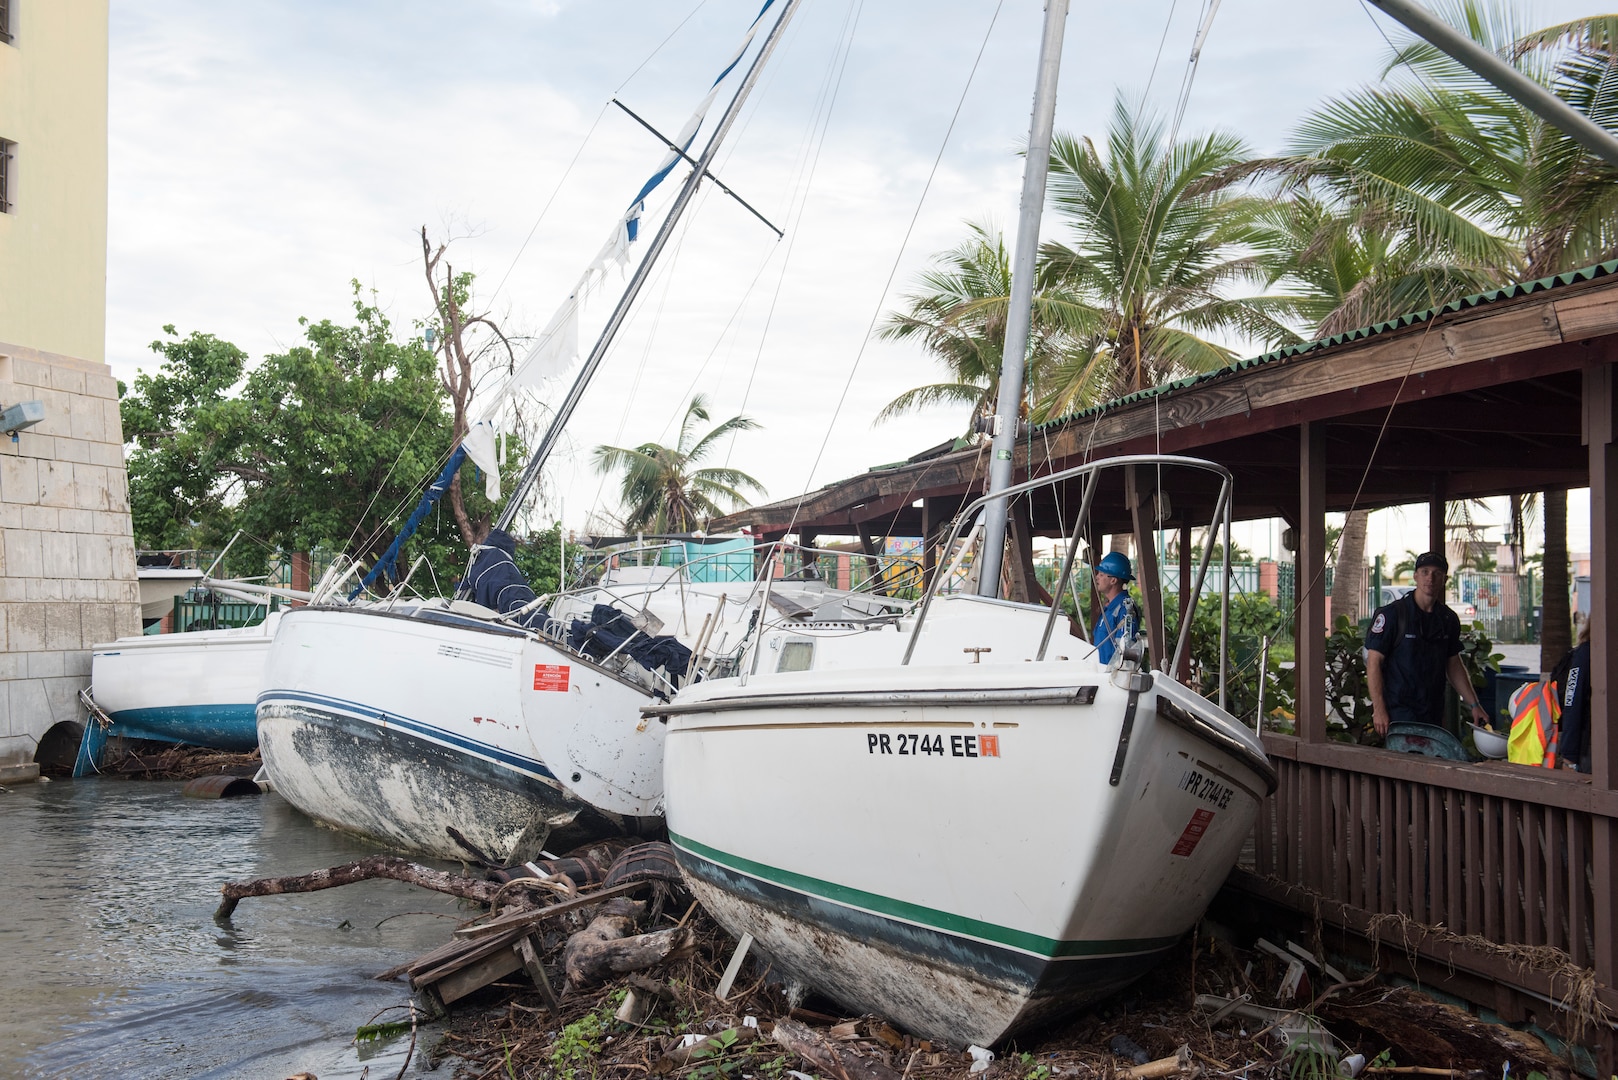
102 704 260 752
256 689 556 780
256 700 608 861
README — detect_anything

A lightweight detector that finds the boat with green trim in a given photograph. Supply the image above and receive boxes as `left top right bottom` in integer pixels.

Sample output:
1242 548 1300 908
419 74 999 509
652 455 1277 1046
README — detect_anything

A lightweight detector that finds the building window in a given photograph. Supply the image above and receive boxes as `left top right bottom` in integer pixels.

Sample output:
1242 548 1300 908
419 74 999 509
0 140 12 213
0 0 10 45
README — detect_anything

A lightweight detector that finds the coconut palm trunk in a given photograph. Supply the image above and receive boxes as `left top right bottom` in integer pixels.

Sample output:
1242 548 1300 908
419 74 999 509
1540 487 1571 669
1331 510 1370 624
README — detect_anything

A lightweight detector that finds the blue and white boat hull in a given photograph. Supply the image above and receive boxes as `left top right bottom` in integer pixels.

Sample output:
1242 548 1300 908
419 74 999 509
86 613 280 758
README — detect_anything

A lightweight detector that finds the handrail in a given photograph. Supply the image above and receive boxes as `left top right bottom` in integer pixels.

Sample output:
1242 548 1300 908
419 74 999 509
901 454 1234 668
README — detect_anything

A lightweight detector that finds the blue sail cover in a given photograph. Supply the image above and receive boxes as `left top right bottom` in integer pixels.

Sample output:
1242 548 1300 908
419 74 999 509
350 445 467 600
464 528 549 629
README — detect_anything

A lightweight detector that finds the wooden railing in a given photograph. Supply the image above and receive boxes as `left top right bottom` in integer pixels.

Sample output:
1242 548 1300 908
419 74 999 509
1246 733 1618 1054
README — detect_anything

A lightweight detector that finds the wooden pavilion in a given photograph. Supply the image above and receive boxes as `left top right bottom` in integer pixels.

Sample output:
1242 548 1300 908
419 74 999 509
715 260 1618 1067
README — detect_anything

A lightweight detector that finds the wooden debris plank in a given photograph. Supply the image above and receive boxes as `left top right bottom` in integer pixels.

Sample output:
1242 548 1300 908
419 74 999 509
517 933 563 1016
434 945 524 1005
453 881 642 939
410 927 529 986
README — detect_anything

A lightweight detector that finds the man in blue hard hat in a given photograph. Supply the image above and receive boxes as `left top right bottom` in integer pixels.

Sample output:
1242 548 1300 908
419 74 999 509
1092 552 1137 665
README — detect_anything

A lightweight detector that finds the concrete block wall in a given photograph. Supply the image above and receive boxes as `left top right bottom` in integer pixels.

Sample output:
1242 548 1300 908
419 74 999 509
0 340 140 775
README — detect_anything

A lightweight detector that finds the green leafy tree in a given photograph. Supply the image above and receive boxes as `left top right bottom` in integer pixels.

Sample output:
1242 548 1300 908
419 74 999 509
593 395 766 533
1034 98 1301 419
513 522 565 596
1282 2 1618 662
121 285 490 583
120 329 251 551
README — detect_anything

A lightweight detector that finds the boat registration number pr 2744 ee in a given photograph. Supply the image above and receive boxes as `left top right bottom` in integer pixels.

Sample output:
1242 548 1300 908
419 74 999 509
867 732 1000 758
1178 768 1233 809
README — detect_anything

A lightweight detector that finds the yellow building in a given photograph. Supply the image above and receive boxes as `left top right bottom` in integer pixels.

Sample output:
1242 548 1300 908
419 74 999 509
0 1 140 780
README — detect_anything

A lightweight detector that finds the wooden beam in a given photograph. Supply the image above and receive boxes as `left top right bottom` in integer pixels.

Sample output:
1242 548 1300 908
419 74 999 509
1126 466 1168 667
1584 361 1618 987
1298 422 1327 743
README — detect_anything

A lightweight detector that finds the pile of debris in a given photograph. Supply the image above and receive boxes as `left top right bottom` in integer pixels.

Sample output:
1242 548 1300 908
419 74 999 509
83 742 263 781
216 842 1573 1080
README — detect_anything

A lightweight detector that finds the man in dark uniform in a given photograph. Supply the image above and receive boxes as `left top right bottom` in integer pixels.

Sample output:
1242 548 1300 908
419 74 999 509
1365 551 1487 735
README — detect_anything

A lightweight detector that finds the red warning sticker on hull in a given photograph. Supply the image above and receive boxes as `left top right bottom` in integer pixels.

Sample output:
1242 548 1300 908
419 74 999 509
534 664 570 692
1171 807 1215 857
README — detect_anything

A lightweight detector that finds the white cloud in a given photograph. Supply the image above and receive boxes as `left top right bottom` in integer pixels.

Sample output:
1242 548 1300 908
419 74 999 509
108 0 1600 536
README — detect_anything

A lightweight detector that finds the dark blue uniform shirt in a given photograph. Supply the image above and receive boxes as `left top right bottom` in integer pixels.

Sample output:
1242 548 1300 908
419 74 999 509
1364 593 1462 727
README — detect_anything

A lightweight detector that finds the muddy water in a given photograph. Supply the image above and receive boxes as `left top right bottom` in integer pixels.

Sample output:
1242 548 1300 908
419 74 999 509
0 776 468 1078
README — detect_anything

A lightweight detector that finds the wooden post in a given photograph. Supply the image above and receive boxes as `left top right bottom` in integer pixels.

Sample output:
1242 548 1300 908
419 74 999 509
1177 522 1193 683
1126 466 1167 667
921 498 939 590
1429 477 1447 558
1005 499 1042 605
1297 422 1327 743
1583 362 1618 989
858 523 886 596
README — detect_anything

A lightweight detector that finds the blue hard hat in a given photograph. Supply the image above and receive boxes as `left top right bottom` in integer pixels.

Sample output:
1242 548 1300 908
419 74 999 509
1095 552 1134 582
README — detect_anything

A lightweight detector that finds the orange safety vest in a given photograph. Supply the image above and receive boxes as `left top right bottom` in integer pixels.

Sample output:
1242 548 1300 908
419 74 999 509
1507 679 1560 768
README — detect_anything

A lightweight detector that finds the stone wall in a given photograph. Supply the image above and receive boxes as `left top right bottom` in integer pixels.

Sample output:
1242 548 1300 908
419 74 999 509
0 340 140 777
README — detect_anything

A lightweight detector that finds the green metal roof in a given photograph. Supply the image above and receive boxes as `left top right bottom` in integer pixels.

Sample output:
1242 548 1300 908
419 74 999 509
1033 257 1618 432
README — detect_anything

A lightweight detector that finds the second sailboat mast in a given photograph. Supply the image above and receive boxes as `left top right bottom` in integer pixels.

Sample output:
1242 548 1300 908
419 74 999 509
977 0 1070 598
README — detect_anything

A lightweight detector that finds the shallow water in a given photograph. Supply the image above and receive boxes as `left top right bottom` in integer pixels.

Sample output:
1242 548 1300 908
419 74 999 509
0 776 468 1078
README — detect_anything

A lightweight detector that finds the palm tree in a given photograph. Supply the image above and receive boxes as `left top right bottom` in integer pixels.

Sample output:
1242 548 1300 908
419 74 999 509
1283 1 1618 658
1256 195 1494 622
593 395 766 533
1034 98 1302 419
873 222 1066 433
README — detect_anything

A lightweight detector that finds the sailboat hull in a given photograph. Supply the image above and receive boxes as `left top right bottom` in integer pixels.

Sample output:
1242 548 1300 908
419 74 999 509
662 659 1272 1047
89 615 279 752
258 605 660 861
258 694 586 859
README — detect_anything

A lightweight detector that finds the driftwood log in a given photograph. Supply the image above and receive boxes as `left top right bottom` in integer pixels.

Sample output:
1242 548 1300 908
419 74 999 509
771 1019 903 1080
562 898 695 985
215 855 501 920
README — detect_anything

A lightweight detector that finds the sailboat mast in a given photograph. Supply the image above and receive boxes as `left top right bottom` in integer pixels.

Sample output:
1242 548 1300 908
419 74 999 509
1367 0 1618 168
977 0 1070 599
492 0 801 536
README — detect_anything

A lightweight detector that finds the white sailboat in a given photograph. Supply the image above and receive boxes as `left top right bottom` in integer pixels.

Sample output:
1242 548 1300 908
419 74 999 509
654 1 1276 1047
656 460 1275 1046
256 0 807 862
85 611 282 759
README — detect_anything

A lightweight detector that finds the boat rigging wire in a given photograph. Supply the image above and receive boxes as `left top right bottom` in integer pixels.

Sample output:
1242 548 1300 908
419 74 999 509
783 0 1006 541
488 0 713 306
724 0 865 469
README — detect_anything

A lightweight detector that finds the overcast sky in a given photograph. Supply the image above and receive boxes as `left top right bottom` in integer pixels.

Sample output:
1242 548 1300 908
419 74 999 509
107 0 1598 556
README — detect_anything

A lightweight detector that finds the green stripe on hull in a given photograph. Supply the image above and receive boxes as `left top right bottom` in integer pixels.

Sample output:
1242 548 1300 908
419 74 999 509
669 830 1180 959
